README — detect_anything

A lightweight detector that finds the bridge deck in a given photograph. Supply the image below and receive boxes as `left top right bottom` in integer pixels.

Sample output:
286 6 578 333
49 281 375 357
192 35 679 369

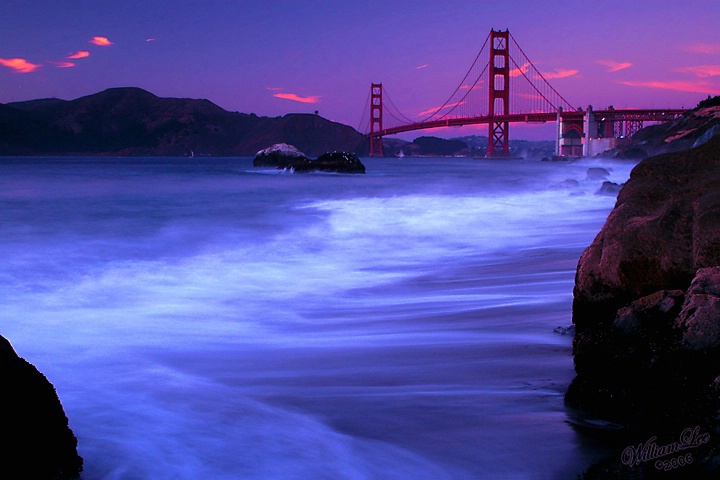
369 109 685 138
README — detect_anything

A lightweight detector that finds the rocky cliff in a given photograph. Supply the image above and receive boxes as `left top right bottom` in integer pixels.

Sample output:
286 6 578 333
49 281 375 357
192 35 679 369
610 96 720 159
0 87 368 157
568 135 720 477
0 335 83 479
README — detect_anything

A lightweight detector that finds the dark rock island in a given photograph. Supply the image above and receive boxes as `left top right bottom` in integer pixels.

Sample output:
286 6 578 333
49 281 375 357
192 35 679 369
254 144 366 173
0 334 83 479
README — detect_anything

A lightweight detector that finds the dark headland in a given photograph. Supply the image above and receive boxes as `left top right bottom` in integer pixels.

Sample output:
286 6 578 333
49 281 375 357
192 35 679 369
0 87 367 157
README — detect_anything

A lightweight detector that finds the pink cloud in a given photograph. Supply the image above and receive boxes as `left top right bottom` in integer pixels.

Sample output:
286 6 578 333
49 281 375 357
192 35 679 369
683 43 720 55
417 101 465 117
266 87 283 91
541 69 579 79
54 61 76 68
146 38 157 42
676 65 720 78
515 93 545 100
596 60 632 72
416 64 429 70
618 80 720 95
89 36 113 46
273 92 321 104
0 57 41 73
67 50 90 59
509 62 530 77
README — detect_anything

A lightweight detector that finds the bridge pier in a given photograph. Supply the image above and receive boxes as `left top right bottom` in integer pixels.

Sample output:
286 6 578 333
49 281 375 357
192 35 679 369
557 107 584 157
487 29 510 157
555 105 661 158
369 83 383 157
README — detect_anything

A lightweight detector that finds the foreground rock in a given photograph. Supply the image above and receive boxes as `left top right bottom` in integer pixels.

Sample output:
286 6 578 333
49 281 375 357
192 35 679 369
568 136 720 477
573 135 720 335
0 335 83 479
254 144 366 173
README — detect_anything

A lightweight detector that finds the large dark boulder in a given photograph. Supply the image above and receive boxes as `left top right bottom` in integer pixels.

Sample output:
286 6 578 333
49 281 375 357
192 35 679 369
0 335 83 479
569 123 720 480
573 135 720 334
567 136 720 440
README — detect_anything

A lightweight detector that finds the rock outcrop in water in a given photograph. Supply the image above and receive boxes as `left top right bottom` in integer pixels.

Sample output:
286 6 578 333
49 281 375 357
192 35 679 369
254 144 366 173
0 335 83 479
253 143 311 169
567 136 720 476
306 152 366 173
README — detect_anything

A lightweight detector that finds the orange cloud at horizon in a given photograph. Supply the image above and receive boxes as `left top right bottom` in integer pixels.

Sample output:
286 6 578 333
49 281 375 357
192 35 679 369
89 36 113 46
0 57 41 73
273 92 321 104
54 61 76 68
541 69 578 79
676 65 720 78
68 51 90 59
618 80 720 95
596 60 632 72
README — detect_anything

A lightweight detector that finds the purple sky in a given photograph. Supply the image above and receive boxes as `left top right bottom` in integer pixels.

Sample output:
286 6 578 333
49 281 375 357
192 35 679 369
2 1 720 140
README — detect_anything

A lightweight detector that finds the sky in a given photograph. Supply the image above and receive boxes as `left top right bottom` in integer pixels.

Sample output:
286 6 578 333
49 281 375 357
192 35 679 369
2 0 720 140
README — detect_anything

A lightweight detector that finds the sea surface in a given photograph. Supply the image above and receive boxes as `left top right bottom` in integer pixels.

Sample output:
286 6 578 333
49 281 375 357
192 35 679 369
0 155 635 479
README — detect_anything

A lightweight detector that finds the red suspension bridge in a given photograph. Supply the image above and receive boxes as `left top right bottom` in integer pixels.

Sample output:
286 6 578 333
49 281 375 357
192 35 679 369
360 29 685 158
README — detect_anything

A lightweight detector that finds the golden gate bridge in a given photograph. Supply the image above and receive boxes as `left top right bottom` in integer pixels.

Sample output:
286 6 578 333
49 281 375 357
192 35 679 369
360 29 685 158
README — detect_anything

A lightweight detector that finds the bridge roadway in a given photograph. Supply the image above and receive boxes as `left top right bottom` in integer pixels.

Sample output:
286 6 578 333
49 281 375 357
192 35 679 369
370 109 686 138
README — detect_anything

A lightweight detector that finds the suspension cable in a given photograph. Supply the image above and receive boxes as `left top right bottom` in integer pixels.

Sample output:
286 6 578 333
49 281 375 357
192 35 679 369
508 32 574 110
357 87 371 133
418 32 491 122
433 62 489 121
382 85 416 124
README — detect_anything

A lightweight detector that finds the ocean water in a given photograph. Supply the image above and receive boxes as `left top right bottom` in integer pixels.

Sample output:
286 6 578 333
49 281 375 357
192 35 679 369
0 155 634 479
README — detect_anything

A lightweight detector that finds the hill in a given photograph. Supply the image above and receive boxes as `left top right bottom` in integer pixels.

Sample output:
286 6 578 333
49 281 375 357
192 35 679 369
608 96 720 159
0 87 367 157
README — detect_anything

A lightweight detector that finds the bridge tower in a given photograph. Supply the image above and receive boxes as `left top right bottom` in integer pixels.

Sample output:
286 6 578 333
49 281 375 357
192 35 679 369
487 29 510 157
369 83 383 157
